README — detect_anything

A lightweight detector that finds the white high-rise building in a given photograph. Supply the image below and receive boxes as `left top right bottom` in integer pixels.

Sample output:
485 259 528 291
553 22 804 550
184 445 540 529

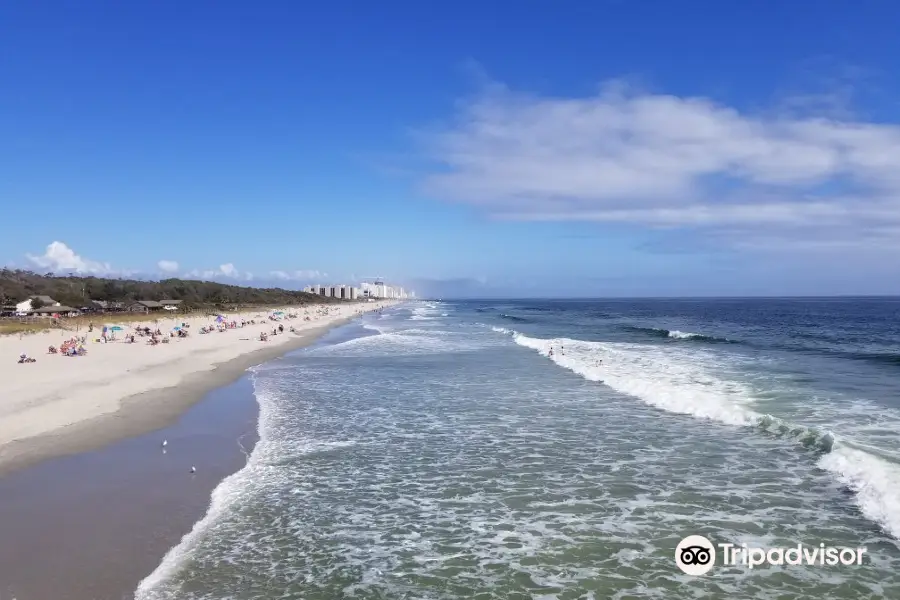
358 280 413 299
304 284 367 300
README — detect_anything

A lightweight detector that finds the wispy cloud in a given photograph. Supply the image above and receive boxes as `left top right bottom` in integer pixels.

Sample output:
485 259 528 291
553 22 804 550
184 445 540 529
184 263 254 282
269 269 325 281
419 78 900 252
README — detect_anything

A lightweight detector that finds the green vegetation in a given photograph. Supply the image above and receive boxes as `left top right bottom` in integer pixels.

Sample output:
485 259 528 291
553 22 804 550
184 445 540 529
0 268 338 311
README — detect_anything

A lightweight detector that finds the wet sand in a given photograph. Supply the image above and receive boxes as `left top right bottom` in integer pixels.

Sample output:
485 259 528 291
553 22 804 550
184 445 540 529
0 377 259 600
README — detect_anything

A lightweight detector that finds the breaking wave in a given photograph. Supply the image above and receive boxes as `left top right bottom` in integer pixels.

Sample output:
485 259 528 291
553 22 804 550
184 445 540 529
623 327 900 367
621 325 735 343
494 328 900 542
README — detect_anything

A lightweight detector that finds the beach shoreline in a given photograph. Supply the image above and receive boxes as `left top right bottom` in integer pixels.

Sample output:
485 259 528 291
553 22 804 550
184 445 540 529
0 303 392 600
0 302 394 476
0 373 264 600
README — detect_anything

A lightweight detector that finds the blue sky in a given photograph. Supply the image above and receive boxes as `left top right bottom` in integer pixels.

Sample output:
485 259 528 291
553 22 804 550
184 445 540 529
2 1 900 297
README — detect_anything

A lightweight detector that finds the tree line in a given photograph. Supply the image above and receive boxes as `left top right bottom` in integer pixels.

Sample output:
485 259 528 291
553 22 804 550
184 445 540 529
0 269 339 310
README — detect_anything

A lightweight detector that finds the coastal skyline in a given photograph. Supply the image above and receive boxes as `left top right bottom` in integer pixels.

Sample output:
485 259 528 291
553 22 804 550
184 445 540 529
3 2 900 297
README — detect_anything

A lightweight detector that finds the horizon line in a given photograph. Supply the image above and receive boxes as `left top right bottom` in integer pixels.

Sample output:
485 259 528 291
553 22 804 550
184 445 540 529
420 295 900 300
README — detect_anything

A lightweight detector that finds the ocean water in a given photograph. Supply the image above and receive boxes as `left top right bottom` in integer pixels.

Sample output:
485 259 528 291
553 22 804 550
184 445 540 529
135 299 900 599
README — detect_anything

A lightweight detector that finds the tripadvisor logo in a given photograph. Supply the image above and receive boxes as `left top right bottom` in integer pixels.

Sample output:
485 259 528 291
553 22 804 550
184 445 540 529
675 535 867 575
676 535 716 575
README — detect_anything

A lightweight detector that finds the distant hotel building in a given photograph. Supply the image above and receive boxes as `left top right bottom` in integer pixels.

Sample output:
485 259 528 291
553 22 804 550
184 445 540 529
303 284 360 300
303 280 414 300
359 280 413 299
303 280 416 300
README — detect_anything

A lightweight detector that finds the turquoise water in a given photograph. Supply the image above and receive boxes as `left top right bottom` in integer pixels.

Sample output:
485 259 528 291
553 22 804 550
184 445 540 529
136 299 900 599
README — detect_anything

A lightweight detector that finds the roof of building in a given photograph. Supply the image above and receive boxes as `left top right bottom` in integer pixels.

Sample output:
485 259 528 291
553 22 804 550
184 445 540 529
29 295 57 304
88 300 125 309
133 300 163 308
159 299 182 304
32 305 78 313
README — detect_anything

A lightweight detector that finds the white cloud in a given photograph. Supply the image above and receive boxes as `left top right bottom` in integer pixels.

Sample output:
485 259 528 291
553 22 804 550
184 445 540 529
219 263 238 278
27 241 115 275
157 260 179 273
420 80 900 250
269 269 324 281
185 263 254 282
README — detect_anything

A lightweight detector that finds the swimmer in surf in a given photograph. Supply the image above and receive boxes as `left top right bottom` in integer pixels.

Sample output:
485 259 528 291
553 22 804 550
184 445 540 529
549 346 554 356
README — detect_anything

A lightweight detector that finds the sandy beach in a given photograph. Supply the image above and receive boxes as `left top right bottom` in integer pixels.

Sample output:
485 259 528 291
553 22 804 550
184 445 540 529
0 301 394 475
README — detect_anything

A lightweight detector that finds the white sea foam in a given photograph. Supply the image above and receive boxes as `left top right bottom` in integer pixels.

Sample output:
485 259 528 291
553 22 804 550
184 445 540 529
819 446 900 540
134 374 275 599
512 332 756 426
362 322 387 334
312 321 500 358
136 316 900 598
668 330 700 339
409 304 444 321
134 372 363 600
503 329 900 543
